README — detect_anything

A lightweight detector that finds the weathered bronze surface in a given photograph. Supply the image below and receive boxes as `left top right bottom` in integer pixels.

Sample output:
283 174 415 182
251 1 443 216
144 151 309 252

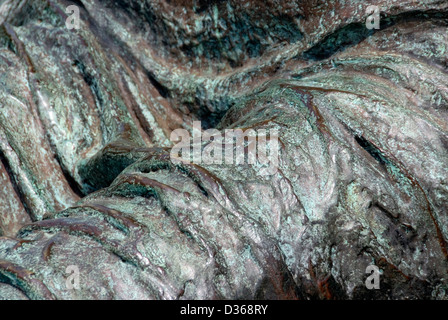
0 0 447 299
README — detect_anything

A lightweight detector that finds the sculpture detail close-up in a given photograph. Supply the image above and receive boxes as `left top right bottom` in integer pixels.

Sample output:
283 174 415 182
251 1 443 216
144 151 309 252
0 0 447 300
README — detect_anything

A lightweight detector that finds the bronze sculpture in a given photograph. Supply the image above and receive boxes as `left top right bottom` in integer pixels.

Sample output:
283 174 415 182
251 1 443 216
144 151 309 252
0 0 447 299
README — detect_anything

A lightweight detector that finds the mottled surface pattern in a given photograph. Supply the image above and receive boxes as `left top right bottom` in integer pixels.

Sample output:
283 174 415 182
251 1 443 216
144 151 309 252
0 0 447 299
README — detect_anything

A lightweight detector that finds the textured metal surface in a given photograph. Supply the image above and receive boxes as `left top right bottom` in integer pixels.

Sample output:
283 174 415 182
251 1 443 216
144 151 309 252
0 0 447 299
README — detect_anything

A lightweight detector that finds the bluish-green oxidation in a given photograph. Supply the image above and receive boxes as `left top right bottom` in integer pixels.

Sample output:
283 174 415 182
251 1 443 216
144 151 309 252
0 0 447 300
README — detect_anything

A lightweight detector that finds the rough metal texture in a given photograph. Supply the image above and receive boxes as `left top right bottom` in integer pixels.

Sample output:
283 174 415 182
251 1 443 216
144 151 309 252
0 0 447 299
